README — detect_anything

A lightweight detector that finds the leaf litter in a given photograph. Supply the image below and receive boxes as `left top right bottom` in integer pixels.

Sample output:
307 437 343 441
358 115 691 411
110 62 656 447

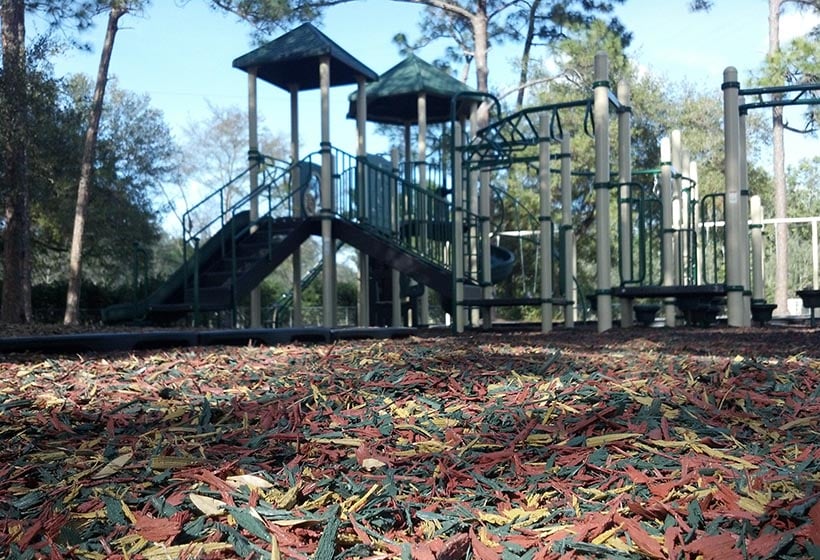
0 326 819 559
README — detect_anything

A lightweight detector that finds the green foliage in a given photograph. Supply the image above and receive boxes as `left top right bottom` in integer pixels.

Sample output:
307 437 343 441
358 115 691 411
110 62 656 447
207 0 317 39
758 34 820 133
30 279 132 323
30 73 178 288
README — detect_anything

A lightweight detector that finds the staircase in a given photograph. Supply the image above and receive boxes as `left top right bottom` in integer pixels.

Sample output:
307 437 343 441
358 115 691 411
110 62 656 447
103 149 513 325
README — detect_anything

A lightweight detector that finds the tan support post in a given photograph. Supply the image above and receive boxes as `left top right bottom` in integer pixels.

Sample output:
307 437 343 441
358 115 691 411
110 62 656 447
617 81 633 327
660 137 676 326
561 134 575 327
453 120 466 333
593 52 612 332
290 84 302 327
738 96 752 326
480 167 492 328
391 148 402 327
539 115 553 332
320 55 336 327
723 67 745 327
417 92 430 326
248 68 261 328
357 75 370 327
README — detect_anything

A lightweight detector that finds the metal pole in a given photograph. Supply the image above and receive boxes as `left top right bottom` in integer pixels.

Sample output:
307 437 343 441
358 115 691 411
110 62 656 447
248 68 261 328
403 123 418 326
561 134 575 327
480 168 492 328
681 149 691 285
671 129 682 287
320 56 336 327
538 115 553 333
738 97 752 325
357 75 370 327
750 195 765 301
691 161 702 285
468 105 480 327
617 81 633 327
660 137 676 326
814 219 819 290
723 66 745 327
290 84 302 327
391 148 402 327
593 52 612 332
453 120 466 333
417 92 430 327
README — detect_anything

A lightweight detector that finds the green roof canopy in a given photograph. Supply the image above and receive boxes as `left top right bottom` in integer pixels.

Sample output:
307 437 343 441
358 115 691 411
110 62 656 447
232 23 377 91
348 55 479 125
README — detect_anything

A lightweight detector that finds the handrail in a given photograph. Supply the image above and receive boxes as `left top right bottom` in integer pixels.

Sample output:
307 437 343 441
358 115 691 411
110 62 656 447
182 155 289 247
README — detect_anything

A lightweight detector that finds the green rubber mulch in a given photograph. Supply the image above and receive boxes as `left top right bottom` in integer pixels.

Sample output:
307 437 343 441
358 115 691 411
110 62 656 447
1 327 819 559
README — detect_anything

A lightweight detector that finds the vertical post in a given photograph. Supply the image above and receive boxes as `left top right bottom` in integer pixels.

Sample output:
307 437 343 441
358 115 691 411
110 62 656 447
391 148 402 327
290 84 302 327
320 56 336 328
691 161 702 285
539 115 553 333
813 219 819 289
750 195 765 301
417 92 430 327
357 75 370 327
671 129 682 287
480 168 492 327
617 81 633 327
593 52 612 332
403 123 418 326
723 67 745 327
681 149 691 285
660 137 676 326
453 120 466 333
738 97 752 325
247 68 262 328
468 105 480 327
561 134 575 327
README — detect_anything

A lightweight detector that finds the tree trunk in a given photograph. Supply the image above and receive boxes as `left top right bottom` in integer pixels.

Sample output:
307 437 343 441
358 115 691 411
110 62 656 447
1 0 32 324
64 7 127 325
770 0 789 315
516 0 540 110
472 1 490 127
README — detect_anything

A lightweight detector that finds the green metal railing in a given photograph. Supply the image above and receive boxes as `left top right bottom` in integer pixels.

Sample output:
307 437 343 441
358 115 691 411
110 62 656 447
182 146 465 320
461 100 593 170
700 193 727 285
618 181 662 287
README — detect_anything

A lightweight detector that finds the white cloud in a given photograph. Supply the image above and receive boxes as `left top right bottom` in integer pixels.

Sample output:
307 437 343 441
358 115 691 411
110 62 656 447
780 10 820 42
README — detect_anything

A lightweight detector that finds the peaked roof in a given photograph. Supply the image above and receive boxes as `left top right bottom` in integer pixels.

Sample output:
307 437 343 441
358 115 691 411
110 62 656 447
232 23 377 91
348 55 479 125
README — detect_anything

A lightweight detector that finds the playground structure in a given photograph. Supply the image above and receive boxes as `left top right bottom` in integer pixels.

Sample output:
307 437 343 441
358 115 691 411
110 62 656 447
102 24 820 333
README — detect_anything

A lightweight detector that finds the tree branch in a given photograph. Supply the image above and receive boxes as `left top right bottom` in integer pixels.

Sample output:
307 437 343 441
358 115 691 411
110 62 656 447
391 0 476 22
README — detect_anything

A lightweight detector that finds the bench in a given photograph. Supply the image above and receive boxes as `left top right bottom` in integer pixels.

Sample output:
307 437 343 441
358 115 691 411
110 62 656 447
613 284 729 327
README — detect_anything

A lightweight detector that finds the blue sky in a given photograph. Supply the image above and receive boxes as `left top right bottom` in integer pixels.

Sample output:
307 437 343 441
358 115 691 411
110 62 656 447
49 0 817 167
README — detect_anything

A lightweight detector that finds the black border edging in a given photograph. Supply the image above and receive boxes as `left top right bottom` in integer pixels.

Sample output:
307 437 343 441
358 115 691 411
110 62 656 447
0 326 417 355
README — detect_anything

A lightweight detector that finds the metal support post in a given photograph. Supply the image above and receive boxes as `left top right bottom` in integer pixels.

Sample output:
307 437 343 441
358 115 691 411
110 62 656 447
617 81 633 327
561 134 575 327
539 116 553 332
453 121 466 333
593 52 612 332
723 67 746 327
320 56 336 327
660 137 676 326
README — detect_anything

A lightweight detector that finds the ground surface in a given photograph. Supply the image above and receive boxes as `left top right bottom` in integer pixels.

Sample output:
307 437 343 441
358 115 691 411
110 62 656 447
1 326 819 559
